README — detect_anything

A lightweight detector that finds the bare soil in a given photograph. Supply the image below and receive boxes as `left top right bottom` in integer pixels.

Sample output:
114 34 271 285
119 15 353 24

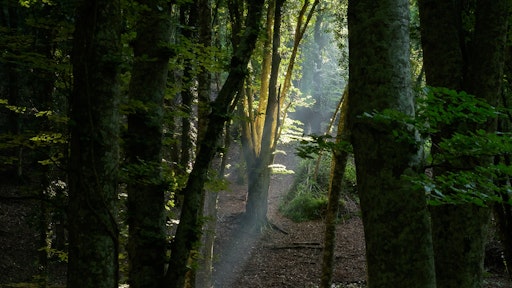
212 144 512 288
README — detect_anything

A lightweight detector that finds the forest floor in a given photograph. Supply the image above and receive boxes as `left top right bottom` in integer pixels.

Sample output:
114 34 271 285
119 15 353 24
1 142 511 287
212 143 512 288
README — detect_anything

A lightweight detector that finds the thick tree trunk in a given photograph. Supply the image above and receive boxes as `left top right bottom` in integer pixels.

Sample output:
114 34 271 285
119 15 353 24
430 205 490 288
348 1 436 287
162 1 265 287
245 157 272 226
244 0 284 227
125 1 171 288
67 0 121 287
195 1 215 287
419 0 508 286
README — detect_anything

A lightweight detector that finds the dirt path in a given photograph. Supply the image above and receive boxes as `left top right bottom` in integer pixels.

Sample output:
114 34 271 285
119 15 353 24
212 144 511 288
212 146 367 288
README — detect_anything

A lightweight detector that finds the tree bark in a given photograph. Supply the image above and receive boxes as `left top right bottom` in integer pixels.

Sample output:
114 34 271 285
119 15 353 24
254 0 276 148
67 0 121 287
320 87 349 288
348 1 436 287
162 1 265 287
179 4 198 174
195 0 215 286
244 0 284 227
419 0 508 286
125 1 172 288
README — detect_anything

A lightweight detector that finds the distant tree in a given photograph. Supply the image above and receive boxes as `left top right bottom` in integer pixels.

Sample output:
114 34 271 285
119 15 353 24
240 0 319 227
418 0 509 286
67 0 122 287
347 0 436 287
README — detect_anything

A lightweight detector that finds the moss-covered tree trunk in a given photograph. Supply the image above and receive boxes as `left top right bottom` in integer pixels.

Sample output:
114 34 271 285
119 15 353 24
320 87 349 288
195 0 215 287
124 1 172 288
347 1 436 287
67 0 121 287
419 0 508 286
162 1 265 287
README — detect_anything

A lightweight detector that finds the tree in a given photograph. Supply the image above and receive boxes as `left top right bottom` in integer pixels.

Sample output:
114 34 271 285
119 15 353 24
418 0 509 286
240 0 319 227
347 0 436 287
195 0 217 286
320 87 349 288
240 0 285 227
67 0 122 287
496 33 512 278
162 1 265 286
124 1 172 288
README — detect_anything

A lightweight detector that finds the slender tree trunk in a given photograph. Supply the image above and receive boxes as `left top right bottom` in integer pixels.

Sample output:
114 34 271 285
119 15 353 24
125 1 172 288
348 1 436 287
67 0 121 287
254 0 276 145
162 1 265 287
320 87 349 288
279 0 319 107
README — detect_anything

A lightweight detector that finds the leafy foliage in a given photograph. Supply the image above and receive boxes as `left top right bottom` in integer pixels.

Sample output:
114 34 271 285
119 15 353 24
415 87 499 134
296 134 351 159
366 86 512 206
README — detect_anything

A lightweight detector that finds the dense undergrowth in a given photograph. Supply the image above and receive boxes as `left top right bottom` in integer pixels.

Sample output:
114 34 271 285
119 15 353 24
280 152 357 222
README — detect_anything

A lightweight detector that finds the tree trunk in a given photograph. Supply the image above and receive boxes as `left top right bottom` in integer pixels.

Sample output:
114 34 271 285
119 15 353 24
254 0 275 146
279 0 319 108
125 1 172 288
67 0 121 287
195 0 215 286
179 4 198 174
496 45 512 278
162 1 265 287
244 0 284 227
348 1 436 287
419 0 508 286
320 87 349 288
